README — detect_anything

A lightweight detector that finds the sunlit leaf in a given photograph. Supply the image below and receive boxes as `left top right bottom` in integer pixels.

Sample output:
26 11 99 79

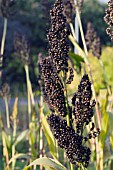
14 129 29 146
11 97 18 120
5 153 30 170
110 135 113 150
100 112 109 148
23 157 67 170
41 113 57 159
2 131 11 148
69 51 84 73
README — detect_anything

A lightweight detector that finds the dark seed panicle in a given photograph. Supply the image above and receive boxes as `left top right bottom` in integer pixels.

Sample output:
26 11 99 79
40 57 67 117
0 0 16 18
47 0 70 73
14 32 30 65
85 22 101 59
104 0 113 40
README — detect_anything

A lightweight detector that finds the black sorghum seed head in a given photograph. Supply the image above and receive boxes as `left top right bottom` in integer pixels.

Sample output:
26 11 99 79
47 0 70 73
47 113 91 168
0 0 16 18
63 0 75 23
91 36 101 59
40 57 67 117
85 22 95 50
14 32 30 65
104 0 113 40
66 67 74 84
77 0 84 12
0 83 10 99
72 74 95 133
85 22 101 59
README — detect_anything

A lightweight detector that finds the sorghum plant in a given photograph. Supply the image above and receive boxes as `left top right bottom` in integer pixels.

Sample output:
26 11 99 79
85 22 101 59
104 0 113 40
14 32 30 65
63 0 75 23
40 0 100 169
0 83 10 129
0 0 16 18
0 0 16 79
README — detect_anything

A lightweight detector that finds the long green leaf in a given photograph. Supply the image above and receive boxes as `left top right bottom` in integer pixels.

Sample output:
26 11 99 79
69 51 84 73
69 51 84 63
2 131 11 148
5 153 30 170
41 113 57 159
23 157 67 170
14 129 29 146
100 111 109 148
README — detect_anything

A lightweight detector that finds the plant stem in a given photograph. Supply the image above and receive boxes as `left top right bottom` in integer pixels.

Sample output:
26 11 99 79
0 18 7 79
76 9 88 56
69 22 76 40
39 88 44 170
70 163 74 170
12 120 16 170
25 65 31 124
4 97 10 129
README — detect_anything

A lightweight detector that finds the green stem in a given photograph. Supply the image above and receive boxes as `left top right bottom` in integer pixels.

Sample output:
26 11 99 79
25 65 31 124
69 22 76 40
76 9 88 56
12 120 17 170
4 97 10 129
70 163 74 170
39 89 44 170
0 18 7 79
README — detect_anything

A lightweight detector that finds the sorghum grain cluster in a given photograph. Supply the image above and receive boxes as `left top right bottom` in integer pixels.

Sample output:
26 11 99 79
0 0 15 18
104 0 113 40
47 0 70 73
77 0 84 11
0 83 10 99
47 113 91 168
63 0 75 23
72 74 100 138
14 32 30 65
40 57 67 117
85 22 101 59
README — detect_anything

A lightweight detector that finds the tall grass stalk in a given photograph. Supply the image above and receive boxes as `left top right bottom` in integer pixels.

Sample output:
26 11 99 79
2 131 9 170
0 18 7 78
25 65 32 123
11 98 18 170
4 97 10 129
39 89 44 170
